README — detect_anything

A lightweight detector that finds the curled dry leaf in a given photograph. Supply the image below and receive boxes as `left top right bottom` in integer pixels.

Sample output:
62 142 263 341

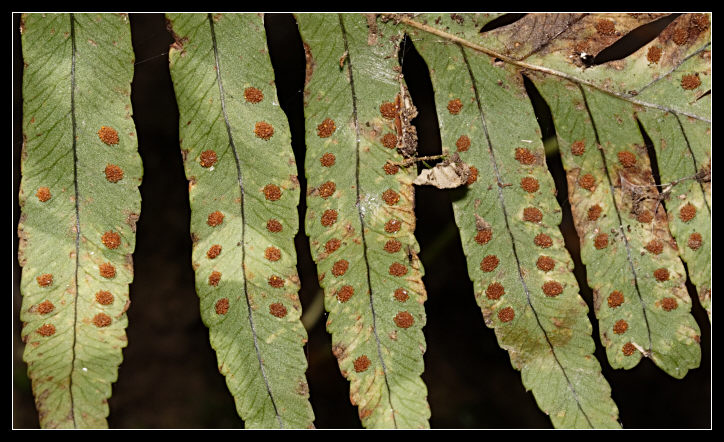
412 153 471 189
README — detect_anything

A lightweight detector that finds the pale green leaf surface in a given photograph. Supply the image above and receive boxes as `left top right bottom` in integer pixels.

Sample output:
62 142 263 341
410 30 619 429
297 14 429 428
167 13 314 428
19 13 141 428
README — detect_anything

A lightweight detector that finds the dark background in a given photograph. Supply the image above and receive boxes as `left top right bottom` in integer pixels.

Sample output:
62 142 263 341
13 13 711 429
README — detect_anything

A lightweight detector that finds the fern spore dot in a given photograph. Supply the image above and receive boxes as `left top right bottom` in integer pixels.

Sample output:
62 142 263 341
254 121 274 140
207 211 224 227
215 298 229 315
269 302 288 318
37 273 53 287
92 313 112 328
393 311 414 328
104 164 124 183
36 187 51 202
317 118 336 138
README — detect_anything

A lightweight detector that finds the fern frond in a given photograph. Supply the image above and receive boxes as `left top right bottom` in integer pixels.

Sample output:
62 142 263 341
167 13 314 428
19 13 141 428
297 14 430 428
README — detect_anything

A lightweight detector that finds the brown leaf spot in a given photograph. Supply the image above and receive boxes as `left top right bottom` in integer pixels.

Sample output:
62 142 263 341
679 203 696 222
594 233 609 249
622 342 636 356
515 147 536 165
536 256 555 272
382 189 400 205
382 133 397 148
208 271 222 286
486 282 505 300
498 307 515 323
384 239 402 253
613 319 628 334
105 164 124 183
520 177 539 193
215 298 229 315
393 311 414 328
267 219 283 233
321 210 338 227
320 153 336 167
534 233 553 248
207 244 222 259
394 288 409 302
98 126 119 145
384 218 402 233
447 98 463 115
200 150 217 168
587 204 602 221
688 232 703 250
578 173 595 191
268 275 285 288
244 87 264 103
37 273 53 287
265 246 281 262
380 101 397 119
36 187 51 202
570 140 586 156
456 135 471 152
207 211 224 227
36 300 54 314
383 162 399 175
653 268 670 282
254 121 274 140
647 46 662 63
102 231 121 249
523 207 543 223
480 255 499 272
466 166 478 185
317 118 336 138
542 281 563 297
595 19 616 36
389 262 408 276
99 263 116 279
661 297 678 311
37 324 56 337
95 291 114 305
92 313 112 328
337 285 354 303
269 302 287 318
608 290 624 308
617 151 637 168
353 355 371 372
332 260 349 277
475 229 492 245
645 240 664 255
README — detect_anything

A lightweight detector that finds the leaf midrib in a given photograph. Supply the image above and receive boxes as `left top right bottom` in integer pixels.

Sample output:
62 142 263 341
207 13 282 428
460 43 594 428
339 14 397 428
68 13 80 427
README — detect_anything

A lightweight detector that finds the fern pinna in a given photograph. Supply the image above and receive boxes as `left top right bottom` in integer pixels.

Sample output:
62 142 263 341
16 12 710 429
18 13 141 428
